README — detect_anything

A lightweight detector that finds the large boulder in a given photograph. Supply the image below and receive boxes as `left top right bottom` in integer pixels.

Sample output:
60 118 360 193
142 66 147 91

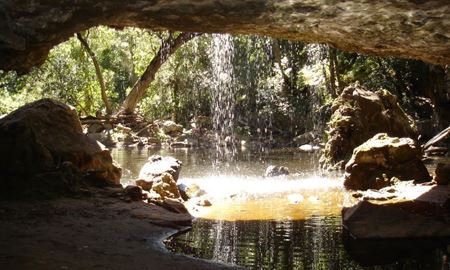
136 155 183 200
344 133 431 190
320 85 418 170
0 99 122 198
138 155 182 181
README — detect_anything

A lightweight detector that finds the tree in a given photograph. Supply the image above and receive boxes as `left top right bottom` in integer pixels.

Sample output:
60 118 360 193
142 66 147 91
76 32 113 115
120 32 200 114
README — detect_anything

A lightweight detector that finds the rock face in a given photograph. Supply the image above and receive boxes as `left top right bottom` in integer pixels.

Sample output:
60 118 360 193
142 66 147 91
344 133 431 190
1 1 449 73
320 85 418 170
151 173 181 199
0 99 122 197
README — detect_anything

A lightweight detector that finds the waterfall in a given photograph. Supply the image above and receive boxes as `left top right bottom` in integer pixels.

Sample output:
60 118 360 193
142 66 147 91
210 34 236 155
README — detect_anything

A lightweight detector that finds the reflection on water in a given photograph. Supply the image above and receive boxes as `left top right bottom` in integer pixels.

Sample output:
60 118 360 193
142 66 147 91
167 219 447 270
112 147 449 270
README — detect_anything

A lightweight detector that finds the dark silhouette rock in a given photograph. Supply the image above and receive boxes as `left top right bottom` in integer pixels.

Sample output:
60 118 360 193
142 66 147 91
344 133 431 190
435 163 450 185
124 185 144 201
320 85 418 170
0 99 122 198
264 165 290 177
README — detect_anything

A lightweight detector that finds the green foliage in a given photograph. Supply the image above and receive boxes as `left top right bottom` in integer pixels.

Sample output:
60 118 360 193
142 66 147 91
0 26 436 138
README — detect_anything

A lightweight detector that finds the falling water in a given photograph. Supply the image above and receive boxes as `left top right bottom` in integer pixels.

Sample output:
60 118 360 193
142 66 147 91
210 34 237 157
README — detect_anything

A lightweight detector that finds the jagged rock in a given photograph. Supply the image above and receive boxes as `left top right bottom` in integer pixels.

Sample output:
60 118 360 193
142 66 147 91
264 165 290 177
1 1 449 73
138 155 182 182
435 163 450 185
124 185 144 201
160 120 183 136
344 133 431 190
135 179 153 191
320 85 418 170
0 99 121 198
151 173 181 199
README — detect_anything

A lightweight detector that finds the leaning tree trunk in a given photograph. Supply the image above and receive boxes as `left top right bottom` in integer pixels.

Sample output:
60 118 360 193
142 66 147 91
76 33 113 115
120 32 200 114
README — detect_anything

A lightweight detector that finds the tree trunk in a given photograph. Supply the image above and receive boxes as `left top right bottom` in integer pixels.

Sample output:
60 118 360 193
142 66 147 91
120 32 200 114
76 33 113 115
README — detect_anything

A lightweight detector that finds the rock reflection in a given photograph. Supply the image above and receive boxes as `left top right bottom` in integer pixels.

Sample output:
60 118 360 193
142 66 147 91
167 218 448 270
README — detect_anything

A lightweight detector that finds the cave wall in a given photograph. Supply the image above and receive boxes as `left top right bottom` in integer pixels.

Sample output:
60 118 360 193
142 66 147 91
0 0 449 73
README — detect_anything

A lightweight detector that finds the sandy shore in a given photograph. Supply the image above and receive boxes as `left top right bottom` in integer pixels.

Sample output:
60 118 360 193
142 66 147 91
0 188 240 270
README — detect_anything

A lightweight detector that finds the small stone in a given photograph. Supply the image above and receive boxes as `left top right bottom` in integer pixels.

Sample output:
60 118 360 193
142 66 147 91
264 165 289 177
124 185 143 201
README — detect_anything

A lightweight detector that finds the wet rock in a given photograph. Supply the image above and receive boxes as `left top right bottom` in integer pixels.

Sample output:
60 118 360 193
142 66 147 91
135 179 153 191
298 144 320 153
124 185 144 201
293 131 317 145
178 183 206 201
0 99 121 198
175 131 201 147
342 200 450 239
159 198 189 214
160 120 183 136
264 165 289 177
344 133 431 190
139 155 182 182
435 163 450 185
320 85 418 170
151 173 181 199
170 141 192 148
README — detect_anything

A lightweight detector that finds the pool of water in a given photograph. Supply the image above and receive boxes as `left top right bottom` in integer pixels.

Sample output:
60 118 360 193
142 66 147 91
112 147 449 270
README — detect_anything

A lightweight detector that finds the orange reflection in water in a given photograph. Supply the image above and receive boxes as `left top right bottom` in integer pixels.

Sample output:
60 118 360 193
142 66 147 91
189 185 356 221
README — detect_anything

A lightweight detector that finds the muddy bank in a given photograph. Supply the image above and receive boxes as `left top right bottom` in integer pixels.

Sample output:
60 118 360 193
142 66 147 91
0 188 240 270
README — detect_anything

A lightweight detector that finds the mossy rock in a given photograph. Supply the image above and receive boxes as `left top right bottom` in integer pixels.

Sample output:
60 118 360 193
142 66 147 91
344 133 431 190
320 84 417 170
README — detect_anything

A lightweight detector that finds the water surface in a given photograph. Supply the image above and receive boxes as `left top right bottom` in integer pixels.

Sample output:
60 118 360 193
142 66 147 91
112 147 448 270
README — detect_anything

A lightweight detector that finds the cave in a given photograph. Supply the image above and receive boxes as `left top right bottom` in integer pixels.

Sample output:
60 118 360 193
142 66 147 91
1 0 449 73
1 1 449 269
